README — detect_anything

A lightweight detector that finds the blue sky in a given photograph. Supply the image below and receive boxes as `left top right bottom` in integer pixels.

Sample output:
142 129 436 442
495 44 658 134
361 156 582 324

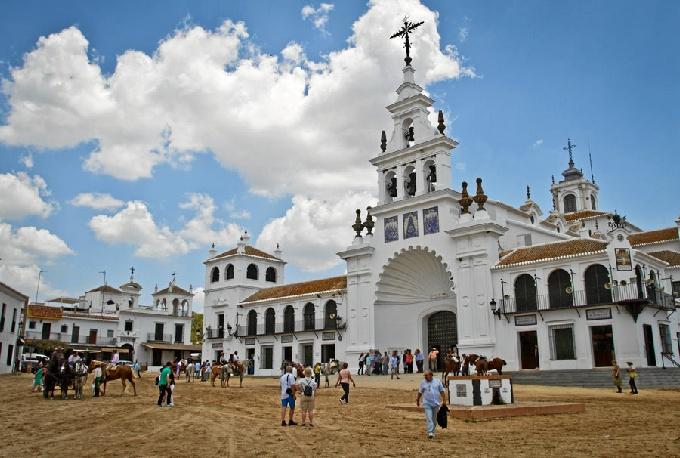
0 0 678 310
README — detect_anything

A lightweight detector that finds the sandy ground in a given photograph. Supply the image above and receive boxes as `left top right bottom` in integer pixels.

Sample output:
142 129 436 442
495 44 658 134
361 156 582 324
2 371 679 457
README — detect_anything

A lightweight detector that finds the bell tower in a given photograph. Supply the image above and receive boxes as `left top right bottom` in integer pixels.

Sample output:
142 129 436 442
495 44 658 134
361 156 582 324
550 138 600 215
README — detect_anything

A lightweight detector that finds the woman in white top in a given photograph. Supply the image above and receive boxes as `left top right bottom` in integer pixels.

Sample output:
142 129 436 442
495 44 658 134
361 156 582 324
298 367 317 426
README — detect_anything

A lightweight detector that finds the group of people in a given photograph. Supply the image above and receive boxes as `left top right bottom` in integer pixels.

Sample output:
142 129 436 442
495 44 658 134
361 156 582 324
31 348 93 399
612 361 639 394
357 349 426 376
278 362 356 427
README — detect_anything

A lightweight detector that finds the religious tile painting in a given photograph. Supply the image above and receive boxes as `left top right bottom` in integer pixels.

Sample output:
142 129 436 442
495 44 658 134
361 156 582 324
403 211 419 239
384 216 399 243
423 206 440 235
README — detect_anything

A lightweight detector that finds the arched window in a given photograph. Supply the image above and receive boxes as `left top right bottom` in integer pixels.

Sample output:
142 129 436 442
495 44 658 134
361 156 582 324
283 305 295 333
303 302 315 330
246 264 258 280
172 298 179 316
514 274 537 312
635 265 644 299
403 165 416 197
265 267 277 283
265 308 275 335
591 194 597 210
181 300 189 316
424 159 436 192
247 310 257 336
226 264 234 280
548 269 573 309
210 267 219 283
584 264 612 305
385 171 397 201
161 298 167 310
563 194 576 213
324 300 337 329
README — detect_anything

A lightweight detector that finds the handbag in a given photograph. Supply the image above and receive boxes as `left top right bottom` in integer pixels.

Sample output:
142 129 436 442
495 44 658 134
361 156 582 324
436 404 449 428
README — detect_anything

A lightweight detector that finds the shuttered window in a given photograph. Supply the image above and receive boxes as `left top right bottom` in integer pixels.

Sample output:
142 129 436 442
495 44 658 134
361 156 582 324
549 324 576 360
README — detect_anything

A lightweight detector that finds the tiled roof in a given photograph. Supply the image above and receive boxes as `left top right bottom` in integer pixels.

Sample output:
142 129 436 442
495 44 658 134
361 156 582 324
647 250 680 267
212 245 282 261
45 297 80 305
563 210 607 222
628 227 679 247
242 276 347 303
0 281 29 302
87 285 123 294
494 239 608 268
153 285 192 296
120 281 142 290
27 304 63 320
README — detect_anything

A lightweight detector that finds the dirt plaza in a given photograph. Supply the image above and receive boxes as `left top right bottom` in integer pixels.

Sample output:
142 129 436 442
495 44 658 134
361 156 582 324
1 372 678 457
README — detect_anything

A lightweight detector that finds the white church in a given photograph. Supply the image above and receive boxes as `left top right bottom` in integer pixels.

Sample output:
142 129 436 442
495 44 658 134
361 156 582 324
201 51 680 375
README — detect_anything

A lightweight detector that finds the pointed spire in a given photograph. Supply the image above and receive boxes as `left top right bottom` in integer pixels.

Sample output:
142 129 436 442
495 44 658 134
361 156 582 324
526 185 531 200
458 181 473 214
473 177 487 210
437 110 446 135
352 209 364 237
380 130 387 152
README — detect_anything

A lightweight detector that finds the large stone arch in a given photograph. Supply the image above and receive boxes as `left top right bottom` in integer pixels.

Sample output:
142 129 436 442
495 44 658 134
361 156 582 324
375 246 454 305
374 246 456 352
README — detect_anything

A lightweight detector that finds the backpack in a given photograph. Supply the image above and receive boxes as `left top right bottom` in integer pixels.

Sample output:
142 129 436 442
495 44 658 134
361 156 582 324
303 380 314 397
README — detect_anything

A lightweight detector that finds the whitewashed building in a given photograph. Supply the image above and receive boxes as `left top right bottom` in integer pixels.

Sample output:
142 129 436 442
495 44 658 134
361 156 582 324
0 282 29 373
202 54 680 374
23 274 197 368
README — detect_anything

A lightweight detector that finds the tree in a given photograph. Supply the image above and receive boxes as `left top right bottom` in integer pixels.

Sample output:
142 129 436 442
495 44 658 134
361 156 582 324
191 312 203 344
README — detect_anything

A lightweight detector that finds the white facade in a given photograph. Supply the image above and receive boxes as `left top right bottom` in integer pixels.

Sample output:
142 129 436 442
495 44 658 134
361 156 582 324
201 59 680 375
0 282 28 373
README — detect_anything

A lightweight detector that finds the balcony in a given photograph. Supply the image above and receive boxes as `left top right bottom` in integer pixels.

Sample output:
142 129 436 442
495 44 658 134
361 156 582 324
237 318 340 338
24 330 117 346
146 333 174 343
500 283 676 315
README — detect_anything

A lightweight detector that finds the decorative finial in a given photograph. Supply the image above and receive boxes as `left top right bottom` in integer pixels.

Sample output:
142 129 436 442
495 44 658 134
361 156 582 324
380 130 387 152
526 185 531 200
130 266 135 281
211 242 215 249
473 177 487 210
352 209 364 237
563 138 576 168
551 175 555 184
389 17 425 66
458 181 473 214
437 110 446 135
276 242 280 250
363 206 375 235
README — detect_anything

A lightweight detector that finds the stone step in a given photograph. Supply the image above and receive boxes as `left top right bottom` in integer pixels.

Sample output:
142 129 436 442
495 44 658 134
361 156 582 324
507 368 680 388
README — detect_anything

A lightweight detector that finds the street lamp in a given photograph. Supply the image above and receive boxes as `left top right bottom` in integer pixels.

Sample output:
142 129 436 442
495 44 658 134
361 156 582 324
489 298 501 320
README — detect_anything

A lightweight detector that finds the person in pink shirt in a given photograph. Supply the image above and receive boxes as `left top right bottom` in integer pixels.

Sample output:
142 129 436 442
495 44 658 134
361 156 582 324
335 362 356 404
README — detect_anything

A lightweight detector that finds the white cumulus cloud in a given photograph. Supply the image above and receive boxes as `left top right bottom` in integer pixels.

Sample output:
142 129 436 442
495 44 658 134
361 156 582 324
0 172 53 220
301 3 335 35
89 193 242 258
70 192 124 210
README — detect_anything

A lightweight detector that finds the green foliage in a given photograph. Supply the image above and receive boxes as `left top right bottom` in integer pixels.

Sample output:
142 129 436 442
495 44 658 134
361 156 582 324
191 312 203 344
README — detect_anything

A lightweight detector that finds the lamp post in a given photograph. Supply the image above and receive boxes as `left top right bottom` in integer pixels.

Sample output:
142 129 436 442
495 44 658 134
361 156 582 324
99 270 106 314
35 270 46 303
489 298 501 320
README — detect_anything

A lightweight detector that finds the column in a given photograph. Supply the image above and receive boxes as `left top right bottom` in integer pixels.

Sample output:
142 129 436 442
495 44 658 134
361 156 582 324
396 164 405 200
415 158 426 196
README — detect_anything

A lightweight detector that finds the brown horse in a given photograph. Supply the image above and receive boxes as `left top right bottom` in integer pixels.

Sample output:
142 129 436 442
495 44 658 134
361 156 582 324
462 354 479 376
90 360 137 396
210 363 223 387
440 354 461 385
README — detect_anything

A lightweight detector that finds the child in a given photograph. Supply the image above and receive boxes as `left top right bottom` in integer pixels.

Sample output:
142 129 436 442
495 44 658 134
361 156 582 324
32 365 43 392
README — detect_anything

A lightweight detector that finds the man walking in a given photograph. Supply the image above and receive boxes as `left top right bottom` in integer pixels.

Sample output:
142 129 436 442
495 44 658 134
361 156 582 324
157 362 173 407
414 349 424 373
416 370 447 439
612 361 622 393
390 351 400 380
93 364 102 397
626 362 638 394
280 366 298 426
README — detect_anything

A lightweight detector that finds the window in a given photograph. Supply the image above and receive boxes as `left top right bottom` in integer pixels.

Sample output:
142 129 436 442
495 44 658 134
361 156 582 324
11 308 17 333
246 264 258 280
265 267 277 283
71 326 79 343
672 281 680 299
550 324 575 360
124 320 133 332
217 313 225 338
107 329 114 338
0 303 5 332
591 194 597 210
303 302 315 330
60 324 68 333
563 194 576 213
584 264 612 305
174 323 184 343
517 234 532 247
261 346 274 369
28 321 36 330
548 269 573 309
6 344 13 366
659 324 672 354
283 305 295 333
514 274 537 312
265 308 275 335
247 310 257 336
210 267 220 283
324 300 337 329
226 264 234 280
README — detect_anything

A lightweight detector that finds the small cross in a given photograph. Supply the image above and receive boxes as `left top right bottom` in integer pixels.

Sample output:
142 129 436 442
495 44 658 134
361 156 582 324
171 272 176 282
563 138 576 167
130 266 135 277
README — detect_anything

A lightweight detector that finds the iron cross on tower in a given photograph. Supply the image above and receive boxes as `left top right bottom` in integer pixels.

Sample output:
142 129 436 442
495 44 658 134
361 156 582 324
563 138 576 168
390 17 424 65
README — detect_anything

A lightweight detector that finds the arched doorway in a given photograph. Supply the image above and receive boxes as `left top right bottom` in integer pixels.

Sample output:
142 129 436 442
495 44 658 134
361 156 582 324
375 247 455 354
121 343 134 362
427 311 457 368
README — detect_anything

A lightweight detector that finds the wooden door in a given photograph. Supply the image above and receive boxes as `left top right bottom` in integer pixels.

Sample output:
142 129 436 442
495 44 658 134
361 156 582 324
519 331 539 369
88 329 97 345
591 325 615 367
643 324 656 366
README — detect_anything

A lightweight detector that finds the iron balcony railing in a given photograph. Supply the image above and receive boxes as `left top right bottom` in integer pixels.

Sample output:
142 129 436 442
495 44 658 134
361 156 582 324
24 330 117 346
236 318 339 338
147 333 174 343
501 283 676 315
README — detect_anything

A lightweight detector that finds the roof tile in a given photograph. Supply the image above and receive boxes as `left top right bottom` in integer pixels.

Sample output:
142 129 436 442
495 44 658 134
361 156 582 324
647 250 680 267
495 239 608 268
628 227 679 247
212 245 281 262
242 276 347 303
27 304 63 320
563 210 607 222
